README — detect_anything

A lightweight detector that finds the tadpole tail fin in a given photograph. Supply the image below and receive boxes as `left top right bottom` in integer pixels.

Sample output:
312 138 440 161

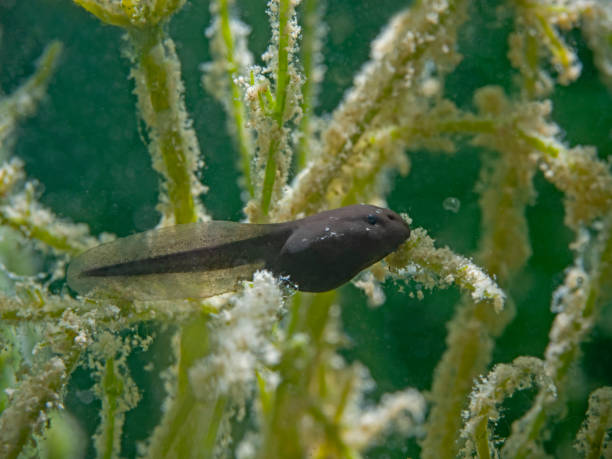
67 221 286 300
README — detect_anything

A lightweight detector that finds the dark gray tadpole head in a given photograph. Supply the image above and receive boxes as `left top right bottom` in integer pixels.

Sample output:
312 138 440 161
270 205 410 292
67 204 410 300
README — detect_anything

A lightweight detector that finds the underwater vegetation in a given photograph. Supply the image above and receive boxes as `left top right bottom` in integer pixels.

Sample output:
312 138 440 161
1 0 612 457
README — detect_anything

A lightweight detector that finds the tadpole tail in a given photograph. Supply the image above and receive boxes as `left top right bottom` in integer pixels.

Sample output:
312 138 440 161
67 221 291 300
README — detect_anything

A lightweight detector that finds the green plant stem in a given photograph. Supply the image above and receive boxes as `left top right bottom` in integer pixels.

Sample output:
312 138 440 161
71 0 131 27
296 0 320 169
73 0 185 28
261 0 292 216
100 358 121 459
524 31 540 97
340 128 401 206
129 26 200 224
75 0 200 225
1 214 67 255
217 0 254 196
261 139 279 216
273 0 291 125
474 416 491 459
146 315 222 459
202 395 228 456
0 342 80 459
260 291 337 458
0 43 74 256
506 219 612 458
0 41 62 139
0 208 90 256
535 13 572 68
580 388 612 459
342 118 498 205
283 0 465 218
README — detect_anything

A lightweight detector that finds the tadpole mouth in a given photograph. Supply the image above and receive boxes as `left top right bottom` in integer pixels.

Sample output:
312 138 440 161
398 224 411 245
403 219 411 239
390 210 410 232
383 209 410 249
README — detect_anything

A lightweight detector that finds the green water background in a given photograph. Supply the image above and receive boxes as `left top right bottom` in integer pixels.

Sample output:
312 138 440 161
1 0 612 457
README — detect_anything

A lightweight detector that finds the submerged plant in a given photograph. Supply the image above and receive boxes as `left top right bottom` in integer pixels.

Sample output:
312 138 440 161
0 0 611 458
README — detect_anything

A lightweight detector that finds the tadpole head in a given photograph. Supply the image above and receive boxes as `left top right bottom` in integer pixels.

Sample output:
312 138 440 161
360 206 410 252
274 205 411 292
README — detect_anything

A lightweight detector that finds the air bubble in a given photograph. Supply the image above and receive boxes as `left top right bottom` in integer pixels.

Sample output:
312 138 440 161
443 197 461 213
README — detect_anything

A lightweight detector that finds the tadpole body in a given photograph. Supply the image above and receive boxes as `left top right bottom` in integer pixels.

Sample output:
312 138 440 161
67 204 410 300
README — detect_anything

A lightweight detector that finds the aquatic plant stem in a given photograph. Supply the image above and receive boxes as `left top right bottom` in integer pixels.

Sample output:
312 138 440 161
259 291 338 458
273 0 291 126
411 105 612 227
99 358 120 459
460 357 553 458
0 208 91 256
296 0 321 170
128 26 202 225
261 140 279 217
71 0 131 28
0 342 80 459
0 41 62 141
278 0 467 219
0 42 100 256
415 102 534 457
260 0 293 217
575 387 612 458
504 218 612 458
216 0 254 196
72 0 186 28
93 344 141 459
522 31 540 98
146 314 228 459
202 395 228 456
259 289 370 458
73 0 205 225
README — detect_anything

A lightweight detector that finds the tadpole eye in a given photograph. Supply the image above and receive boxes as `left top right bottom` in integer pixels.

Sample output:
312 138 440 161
367 214 378 225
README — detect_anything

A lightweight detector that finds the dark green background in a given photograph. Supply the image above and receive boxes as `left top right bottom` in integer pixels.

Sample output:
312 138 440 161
1 0 611 457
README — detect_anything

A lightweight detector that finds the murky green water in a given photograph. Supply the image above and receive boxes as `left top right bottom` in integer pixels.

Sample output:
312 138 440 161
1 1 611 457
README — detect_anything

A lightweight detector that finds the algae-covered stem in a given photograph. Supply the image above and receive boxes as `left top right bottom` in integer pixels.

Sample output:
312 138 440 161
98 358 120 459
0 338 81 459
0 42 99 256
296 0 324 169
575 387 612 458
0 41 62 132
66 3 214 458
502 216 612 458
215 0 255 197
259 0 302 219
124 20 221 458
128 25 204 225
73 0 206 225
273 0 292 125
275 0 466 220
